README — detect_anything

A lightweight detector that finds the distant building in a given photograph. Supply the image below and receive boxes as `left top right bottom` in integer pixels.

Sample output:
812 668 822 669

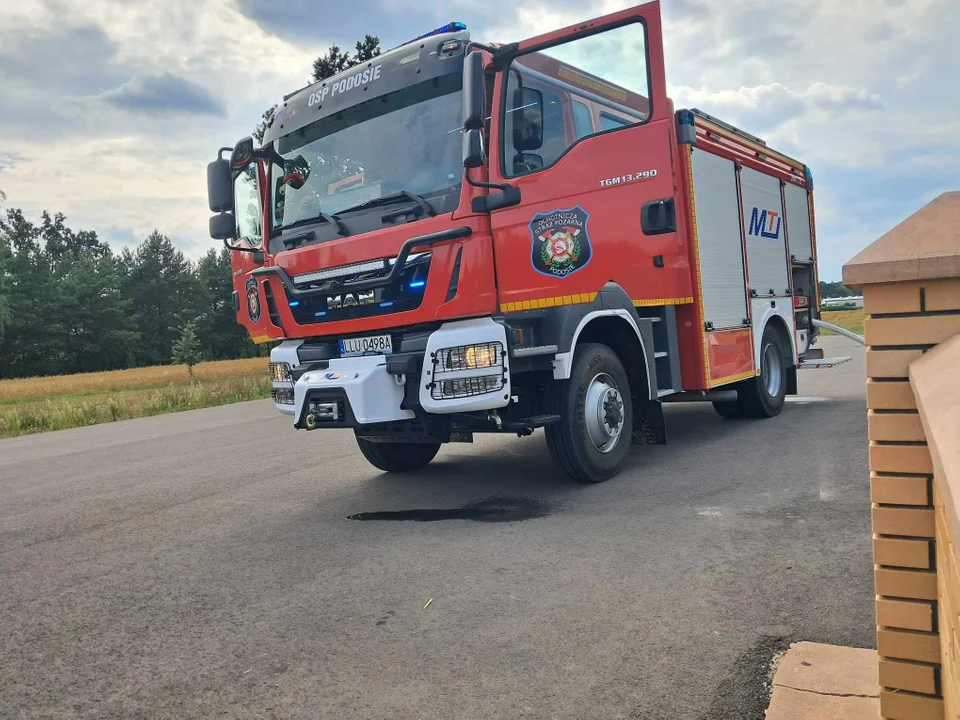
822 295 864 309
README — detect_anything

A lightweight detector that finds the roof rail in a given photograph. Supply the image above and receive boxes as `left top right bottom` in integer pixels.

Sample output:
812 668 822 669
690 108 766 147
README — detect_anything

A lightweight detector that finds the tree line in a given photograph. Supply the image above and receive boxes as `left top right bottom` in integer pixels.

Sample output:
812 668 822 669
0 208 262 379
818 280 858 298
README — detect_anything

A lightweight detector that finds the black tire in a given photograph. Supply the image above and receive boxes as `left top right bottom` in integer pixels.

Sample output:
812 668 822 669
545 343 633 483
712 400 744 419
713 324 787 420
355 436 441 473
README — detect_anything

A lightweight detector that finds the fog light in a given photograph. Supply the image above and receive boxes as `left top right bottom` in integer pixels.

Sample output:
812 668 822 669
272 387 294 405
433 374 503 400
269 362 292 383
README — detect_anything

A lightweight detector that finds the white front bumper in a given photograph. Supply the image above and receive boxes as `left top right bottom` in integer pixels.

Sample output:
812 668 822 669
294 355 414 425
269 317 511 428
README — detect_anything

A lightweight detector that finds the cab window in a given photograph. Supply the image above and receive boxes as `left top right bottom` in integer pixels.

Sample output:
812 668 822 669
599 113 631 132
502 21 650 178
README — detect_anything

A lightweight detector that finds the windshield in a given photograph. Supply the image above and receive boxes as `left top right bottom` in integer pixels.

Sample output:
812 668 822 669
271 74 463 231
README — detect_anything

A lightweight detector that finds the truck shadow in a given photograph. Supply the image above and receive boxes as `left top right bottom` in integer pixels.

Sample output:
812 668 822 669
335 400 799 523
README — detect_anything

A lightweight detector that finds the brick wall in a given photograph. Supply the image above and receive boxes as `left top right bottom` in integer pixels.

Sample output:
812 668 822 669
861 280 957 720
911 332 960 720
845 191 960 720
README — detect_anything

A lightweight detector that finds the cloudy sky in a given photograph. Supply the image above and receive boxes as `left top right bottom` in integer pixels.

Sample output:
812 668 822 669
0 0 956 279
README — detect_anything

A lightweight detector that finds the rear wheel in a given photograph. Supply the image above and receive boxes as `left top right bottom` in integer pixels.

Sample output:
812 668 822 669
546 343 633 483
355 436 441 473
712 324 788 419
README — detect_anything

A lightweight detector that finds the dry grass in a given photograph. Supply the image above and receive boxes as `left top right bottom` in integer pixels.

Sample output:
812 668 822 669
0 357 269 404
818 308 866 336
0 357 272 438
0 375 271 438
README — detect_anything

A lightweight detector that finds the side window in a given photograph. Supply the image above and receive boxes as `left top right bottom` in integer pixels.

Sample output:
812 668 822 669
572 100 593 139
234 166 262 247
599 112 631 132
502 22 650 178
503 73 567 176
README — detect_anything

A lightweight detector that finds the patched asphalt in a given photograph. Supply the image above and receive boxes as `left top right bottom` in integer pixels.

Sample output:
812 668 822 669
0 336 873 719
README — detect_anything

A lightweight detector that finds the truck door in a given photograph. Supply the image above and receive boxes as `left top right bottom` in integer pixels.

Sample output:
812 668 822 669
485 2 690 312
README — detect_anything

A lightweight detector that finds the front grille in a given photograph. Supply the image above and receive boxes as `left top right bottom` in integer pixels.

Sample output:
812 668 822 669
285 254 431 325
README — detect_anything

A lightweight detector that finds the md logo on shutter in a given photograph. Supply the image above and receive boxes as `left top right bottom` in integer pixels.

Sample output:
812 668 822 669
748 207 782 239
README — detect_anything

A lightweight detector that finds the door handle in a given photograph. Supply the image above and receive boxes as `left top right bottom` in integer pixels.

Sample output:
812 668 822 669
641 197 676 235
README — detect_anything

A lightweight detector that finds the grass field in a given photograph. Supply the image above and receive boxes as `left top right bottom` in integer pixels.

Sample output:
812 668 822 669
0 308 869 439
818 308 866 336
0 357 270 438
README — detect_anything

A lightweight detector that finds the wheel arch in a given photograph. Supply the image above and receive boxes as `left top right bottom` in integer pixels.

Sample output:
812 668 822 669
574 314 654 403
751 300 797 368
757 311 799 395
763 314 794 363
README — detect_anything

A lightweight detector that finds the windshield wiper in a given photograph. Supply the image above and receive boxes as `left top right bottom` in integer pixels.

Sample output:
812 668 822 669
277 212 349 248
334 190 437 220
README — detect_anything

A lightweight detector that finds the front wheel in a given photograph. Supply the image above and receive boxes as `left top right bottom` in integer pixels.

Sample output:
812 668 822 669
545 343 633 483
355 436 441 473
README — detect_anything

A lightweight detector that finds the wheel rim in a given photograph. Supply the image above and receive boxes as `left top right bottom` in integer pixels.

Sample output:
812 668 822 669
584 372 624 454
762 343 782 397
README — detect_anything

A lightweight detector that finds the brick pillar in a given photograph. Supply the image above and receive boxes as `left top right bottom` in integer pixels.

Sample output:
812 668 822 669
845 191 960 720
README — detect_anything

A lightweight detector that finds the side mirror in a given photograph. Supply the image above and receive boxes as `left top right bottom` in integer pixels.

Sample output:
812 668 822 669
230 136 255 171
207 158 233 213
462 129 483 169
209 212 236 241
282 155 310 190
512 87 543 152
462 51 484 131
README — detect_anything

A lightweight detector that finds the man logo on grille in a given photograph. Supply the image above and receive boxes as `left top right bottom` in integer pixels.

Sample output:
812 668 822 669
529 205 593 278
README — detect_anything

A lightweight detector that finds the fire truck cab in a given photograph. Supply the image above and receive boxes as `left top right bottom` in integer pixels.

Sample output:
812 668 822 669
207 2 820 483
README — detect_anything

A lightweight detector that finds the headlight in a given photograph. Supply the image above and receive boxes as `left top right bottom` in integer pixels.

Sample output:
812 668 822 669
269 362 292 383
443 342 502 371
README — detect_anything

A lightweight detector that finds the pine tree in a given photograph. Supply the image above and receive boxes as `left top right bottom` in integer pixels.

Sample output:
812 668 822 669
122 231 199 366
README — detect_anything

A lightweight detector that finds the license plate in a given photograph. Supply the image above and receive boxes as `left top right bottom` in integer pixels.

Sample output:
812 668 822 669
339 334 393 357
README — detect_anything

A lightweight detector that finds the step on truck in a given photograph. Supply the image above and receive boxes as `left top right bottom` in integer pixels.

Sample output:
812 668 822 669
207 2 822 483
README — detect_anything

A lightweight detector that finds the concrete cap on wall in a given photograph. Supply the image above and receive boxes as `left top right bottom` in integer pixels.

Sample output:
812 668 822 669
843 191 960 287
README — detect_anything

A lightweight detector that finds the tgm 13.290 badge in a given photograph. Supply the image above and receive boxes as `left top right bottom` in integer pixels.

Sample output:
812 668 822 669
529 205 593 278
246 277 261 323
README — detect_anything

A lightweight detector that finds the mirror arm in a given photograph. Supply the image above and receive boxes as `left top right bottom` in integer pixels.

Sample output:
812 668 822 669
463 167 513 192
217 146 234 161
223 238 262 255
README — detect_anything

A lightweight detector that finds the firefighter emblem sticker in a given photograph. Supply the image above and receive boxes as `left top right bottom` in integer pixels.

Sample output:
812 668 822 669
246 277 261 323
529 206 592 278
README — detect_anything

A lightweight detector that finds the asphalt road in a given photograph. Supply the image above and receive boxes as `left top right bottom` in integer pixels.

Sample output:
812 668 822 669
0 336 873 719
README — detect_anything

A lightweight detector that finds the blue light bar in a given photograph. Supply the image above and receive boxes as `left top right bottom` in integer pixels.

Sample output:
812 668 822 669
409 280 426 288
380 301 394 308
289 300 300 307
404 22 466 46
314 310 326 317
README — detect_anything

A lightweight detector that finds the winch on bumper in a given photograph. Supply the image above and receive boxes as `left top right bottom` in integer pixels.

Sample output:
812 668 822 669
269 318 512 431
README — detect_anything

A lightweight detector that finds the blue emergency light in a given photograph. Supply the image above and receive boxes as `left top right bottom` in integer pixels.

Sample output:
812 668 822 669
404 22 467 46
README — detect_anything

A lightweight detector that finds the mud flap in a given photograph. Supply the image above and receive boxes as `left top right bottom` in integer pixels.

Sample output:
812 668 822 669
632 399 666 445
786 366 798 396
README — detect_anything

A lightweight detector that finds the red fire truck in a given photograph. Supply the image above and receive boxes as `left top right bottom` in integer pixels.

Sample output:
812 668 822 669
207 2 822 483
